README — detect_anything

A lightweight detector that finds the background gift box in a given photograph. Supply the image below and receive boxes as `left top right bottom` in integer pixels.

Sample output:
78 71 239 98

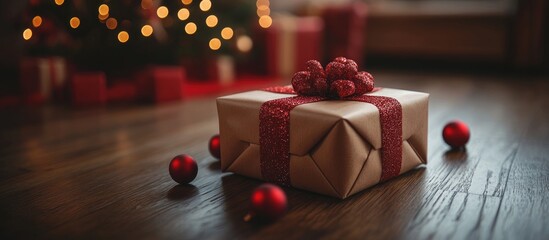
19 57 68 103
70 72 107 106
322 3 368 67
264 14 324 77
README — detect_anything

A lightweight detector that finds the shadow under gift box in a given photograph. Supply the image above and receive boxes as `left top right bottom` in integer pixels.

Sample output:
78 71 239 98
217 88 428 199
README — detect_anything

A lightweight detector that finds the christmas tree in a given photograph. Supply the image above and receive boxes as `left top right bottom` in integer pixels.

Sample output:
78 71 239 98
20 0 269 74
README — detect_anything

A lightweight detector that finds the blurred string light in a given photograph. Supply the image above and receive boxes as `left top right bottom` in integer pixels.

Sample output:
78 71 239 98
157 6 169 19
118 31 129 43
221 27 233 40
141 25 153 37
30 0 242 50
199 0 211 12
205 15 218 27
236 35 253 52
256 0 271 28
257 7 270 17
106 18 117 30
70 17 80 29
98 4 109 15
98 4 109 22
98 13 109 21
32 16 42 28
23 28 32 40
256 0 269 8
178 8 190 21
209 38 221 50
141 0 153 9
257 0 270 17
258 16 272 28
185 22 197 34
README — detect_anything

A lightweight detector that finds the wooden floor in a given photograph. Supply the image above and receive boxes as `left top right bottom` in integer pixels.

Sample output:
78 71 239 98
0 70 548 239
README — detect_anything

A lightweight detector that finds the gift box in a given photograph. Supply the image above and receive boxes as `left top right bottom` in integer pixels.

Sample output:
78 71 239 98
107 81 138 102
217 87 428 199
207 56 235 86
134 66 186 103
19 57 68 102
152 67 185 103
322 3 368 66
70 72 107 106
264 15 324 77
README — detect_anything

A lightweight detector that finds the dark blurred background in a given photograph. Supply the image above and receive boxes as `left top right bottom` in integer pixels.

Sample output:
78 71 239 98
0 0 547 107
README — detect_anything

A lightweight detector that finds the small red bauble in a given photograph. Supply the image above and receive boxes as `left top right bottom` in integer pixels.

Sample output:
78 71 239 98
443 121 470 148
248 184 288 221
169 154 198 184
209 134 221 159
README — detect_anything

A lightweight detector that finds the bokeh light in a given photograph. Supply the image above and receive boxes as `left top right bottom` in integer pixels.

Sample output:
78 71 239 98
70 17 80 29
32 16 42 28
106 18 117 30
157 6 169 19
54 0 64 6
178 8 190 21
236 35 253 52
98 4 109 15
256 0 269 8
185 22 197 34
221 27 233 40
141 0 153 9
259 15 272 28
199 0 212 11
182 0 193 5
118 31 129 43
98 13 109 21
205 15 218 27
209 38 221 50
141 25 153 37
23 28 32 40
257 6 270 17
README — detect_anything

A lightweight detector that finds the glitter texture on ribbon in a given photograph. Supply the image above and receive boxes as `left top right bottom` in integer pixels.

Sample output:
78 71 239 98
261 88 403 183
263 86 296 94
349 95 402 181
259 96 325 186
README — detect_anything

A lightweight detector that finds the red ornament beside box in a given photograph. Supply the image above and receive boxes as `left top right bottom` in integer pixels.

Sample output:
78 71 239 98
217 58 429 199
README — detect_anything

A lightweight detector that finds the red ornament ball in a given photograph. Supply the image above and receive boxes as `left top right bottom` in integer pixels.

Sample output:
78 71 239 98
249 184 288 221
209 134 221 159
442 121 470 148
169 154 198 184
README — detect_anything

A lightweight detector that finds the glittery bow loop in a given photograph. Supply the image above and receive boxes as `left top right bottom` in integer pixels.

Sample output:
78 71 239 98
291 57 375 99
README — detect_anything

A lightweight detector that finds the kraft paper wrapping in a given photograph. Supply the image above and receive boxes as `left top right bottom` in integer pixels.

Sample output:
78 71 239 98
217 88 429 199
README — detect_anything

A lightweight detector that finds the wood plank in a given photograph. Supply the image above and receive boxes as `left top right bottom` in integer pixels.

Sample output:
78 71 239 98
492 80 549 239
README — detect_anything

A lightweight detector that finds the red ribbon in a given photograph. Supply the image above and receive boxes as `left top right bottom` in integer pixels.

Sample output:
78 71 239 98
260 86 402 186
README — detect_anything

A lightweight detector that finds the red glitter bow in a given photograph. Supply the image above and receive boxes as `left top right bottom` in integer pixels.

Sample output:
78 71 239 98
260 57 402 187
291 57 375 98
